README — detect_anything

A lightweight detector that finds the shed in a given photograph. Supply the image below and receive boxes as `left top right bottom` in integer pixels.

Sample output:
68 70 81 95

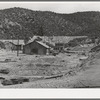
0 39 24 51
4 41 16 51
23 40 50 55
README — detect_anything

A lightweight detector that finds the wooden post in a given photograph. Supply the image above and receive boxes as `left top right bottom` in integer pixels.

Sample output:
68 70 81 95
17 35 19 56
11 35 14 52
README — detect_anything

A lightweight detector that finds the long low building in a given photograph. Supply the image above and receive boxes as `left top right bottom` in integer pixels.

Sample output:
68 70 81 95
0 39 24 51
0 39 24 45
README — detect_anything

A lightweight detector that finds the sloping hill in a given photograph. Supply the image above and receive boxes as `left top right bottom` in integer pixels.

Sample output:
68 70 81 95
0 7 82 39
0 8 100 39
61 11 100 36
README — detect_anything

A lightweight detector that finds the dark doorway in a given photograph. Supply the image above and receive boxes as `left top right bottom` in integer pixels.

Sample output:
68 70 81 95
31 48 38 54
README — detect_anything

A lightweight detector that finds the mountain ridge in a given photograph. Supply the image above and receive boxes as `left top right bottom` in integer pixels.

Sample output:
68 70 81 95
0 7 99 39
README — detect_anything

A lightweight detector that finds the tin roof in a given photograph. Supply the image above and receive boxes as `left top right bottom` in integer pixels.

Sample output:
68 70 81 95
28 36 42 44
29 36 87 45
36 41 50 48
0 39 24 45
41 36 87 46
27 36 87 48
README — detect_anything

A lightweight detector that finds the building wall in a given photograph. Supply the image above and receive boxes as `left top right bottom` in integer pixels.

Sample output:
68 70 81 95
54 43 65 51
4 43 16 51
15 45 22 50
23 41 48 55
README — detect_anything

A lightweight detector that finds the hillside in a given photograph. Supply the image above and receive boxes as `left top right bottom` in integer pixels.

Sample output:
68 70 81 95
0 7 100 39
61 11 100 37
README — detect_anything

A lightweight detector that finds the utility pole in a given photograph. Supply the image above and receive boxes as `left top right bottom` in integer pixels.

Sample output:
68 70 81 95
11 35 14 52
17 35 19 56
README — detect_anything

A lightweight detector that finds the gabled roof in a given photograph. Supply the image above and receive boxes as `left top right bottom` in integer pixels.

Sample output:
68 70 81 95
28 36 42 44
25 36 50 48
36 41 50 48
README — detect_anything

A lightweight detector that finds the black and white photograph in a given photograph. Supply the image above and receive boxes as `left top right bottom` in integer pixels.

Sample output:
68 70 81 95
0 1 99 89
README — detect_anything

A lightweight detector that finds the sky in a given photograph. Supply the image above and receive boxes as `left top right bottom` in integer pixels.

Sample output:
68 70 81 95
0 2 100 14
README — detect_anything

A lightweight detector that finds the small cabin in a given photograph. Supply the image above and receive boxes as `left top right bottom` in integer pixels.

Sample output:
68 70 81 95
23 40 50 55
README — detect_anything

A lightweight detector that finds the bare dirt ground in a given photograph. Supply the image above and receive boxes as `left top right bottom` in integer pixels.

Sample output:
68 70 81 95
0 49 97 88
69 52 100 88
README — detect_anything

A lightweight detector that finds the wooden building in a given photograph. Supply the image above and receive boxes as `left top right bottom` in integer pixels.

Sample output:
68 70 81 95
54 43 65 52
0 39 24 51
23 40 50 55
36 36 87 52
4 41 16 51
24 36 87 54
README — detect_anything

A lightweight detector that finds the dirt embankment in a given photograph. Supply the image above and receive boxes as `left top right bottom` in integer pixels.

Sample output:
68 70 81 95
67 51 100 88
